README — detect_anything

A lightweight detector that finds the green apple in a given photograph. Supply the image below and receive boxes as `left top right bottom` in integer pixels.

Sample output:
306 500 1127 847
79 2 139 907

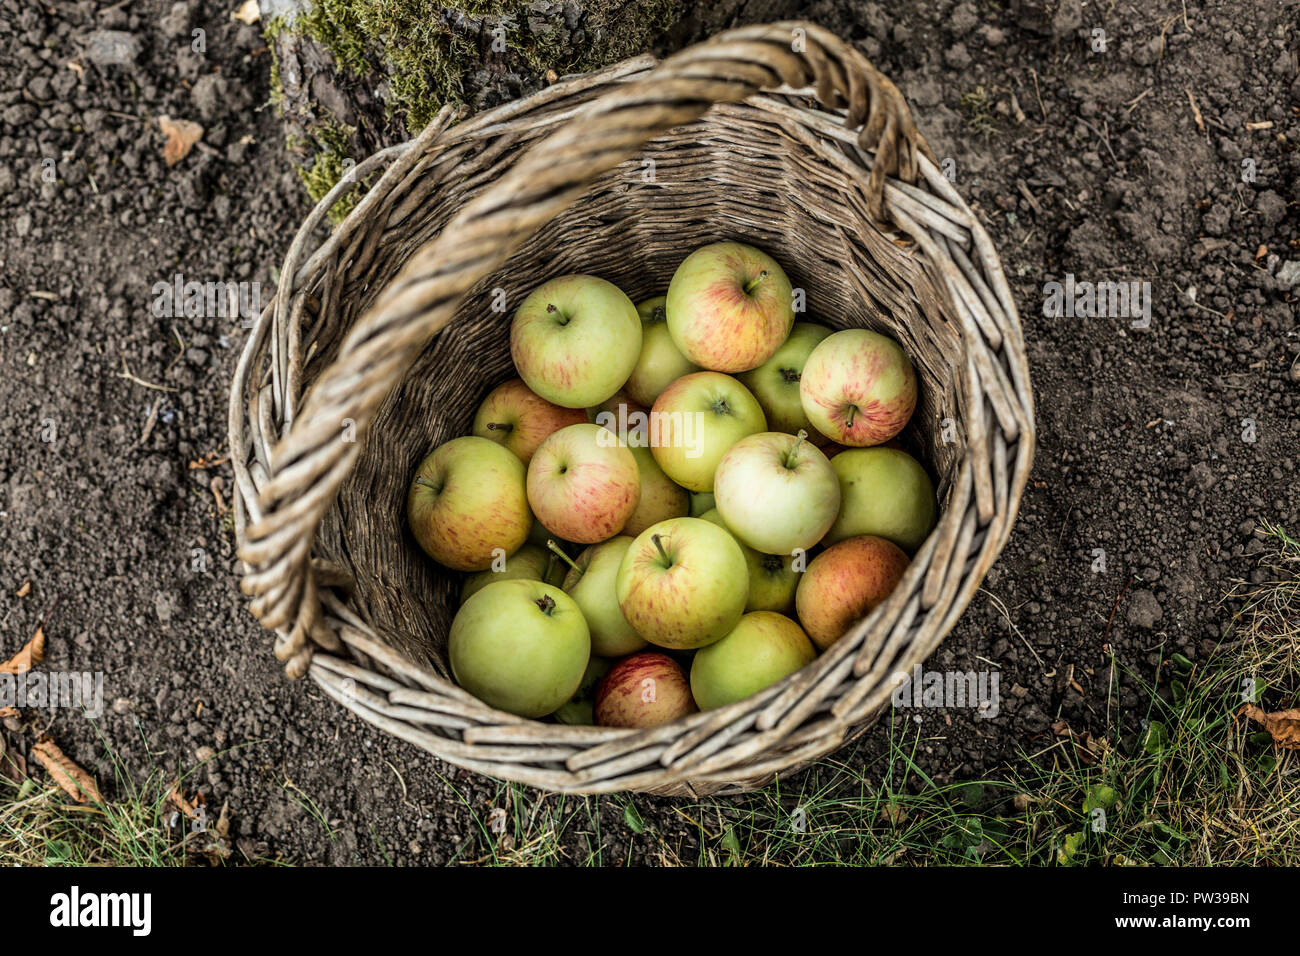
616 517 748 649
548 537 646 657
824 447 937 552
713 430 840 555
449 579 590 717
593 652 697 728
526 423 640 544
795 535 910 651
460 543 563 603
690 611 816 710
698 509 799 614
689 491 715 516
624 296 699 407
407 436 532 572
623 443 690 537
552 656 613 725
665 242 795 373
510 275 642 408
738 322 833 440
649 371 766 492
799 329 917 446
471 378 588 465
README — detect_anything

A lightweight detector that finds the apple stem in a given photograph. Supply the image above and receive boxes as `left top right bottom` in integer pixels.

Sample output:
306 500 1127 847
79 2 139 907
546 539 582 575
486 421 513 433
651 533 672 566
786 429 807 468
414 476 439 491
845 405 857 428
743 270 769 296
535 594 556 616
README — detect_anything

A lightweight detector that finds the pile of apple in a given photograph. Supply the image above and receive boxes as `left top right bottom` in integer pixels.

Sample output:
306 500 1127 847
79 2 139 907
407 242 937 728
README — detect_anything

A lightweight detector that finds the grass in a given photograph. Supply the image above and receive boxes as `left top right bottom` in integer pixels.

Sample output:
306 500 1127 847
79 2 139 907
3 529 1296 866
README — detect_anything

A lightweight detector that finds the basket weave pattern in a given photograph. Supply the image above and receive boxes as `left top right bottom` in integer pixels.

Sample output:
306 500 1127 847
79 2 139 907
228 22 1035 796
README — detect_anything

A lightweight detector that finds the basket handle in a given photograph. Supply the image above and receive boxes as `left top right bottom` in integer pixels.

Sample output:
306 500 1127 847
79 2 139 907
238 21 935 676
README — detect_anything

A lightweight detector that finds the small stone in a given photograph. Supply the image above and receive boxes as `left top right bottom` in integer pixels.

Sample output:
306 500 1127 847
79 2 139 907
1275 260 1300 289
82 30 142 66
1126 589 1163 629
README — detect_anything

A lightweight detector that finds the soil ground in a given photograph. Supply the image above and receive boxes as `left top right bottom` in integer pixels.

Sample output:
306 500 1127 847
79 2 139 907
0 0 1296 864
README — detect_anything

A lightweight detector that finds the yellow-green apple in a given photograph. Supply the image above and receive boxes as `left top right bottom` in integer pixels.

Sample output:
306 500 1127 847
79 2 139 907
665 242 795 372
553 656 613 725
587 388 648 430
738 322 833 440
460 543 563 603
526 423 640 543
799 329 917 446
471 378 587 465
824 447 937 552
689 491 715 516
594 652 697 728
795 535 910 651
510 275 642 408
624 296 699 407
623 444 689 536
408 436 532 571
649 371 766 492
713 431 840 555
449 579 590 717
616 517 748 649
690 611 816 710
698 509 800 614
548 537 646 657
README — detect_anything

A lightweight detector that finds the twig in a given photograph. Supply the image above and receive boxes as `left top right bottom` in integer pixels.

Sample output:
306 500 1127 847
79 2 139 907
1029 68 1047 121
1104 575 1135 639
117 353 177 393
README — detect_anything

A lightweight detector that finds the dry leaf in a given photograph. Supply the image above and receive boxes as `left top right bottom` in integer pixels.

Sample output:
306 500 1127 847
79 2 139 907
164 781 199 820
0 707 17 719
1 628 46 675
1241 704 1300 750
232 0 260 24
16 580 31 598
159 115 204 166
0 733 26 784
32 736 103 804
187 452 229 470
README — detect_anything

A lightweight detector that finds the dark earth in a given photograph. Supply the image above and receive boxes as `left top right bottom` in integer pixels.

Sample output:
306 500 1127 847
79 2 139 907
0 0 1296 864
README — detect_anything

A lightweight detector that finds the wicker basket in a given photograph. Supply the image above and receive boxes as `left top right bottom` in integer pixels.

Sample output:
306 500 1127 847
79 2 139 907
228 21 1034 796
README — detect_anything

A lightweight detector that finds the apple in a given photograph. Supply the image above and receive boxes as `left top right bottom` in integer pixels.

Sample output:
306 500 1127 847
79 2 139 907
594 652 697 728
713 430 840 555
698 509 800 615
553 655 613 725
738 322 833 439
665 242 795 372
623 444 689 537
616 516 748 649
649 371 766 492
795 535 910 651
510 274 642 408
587 388 649 429
690 611 816 710
624 296 699 407
548 537 646 657
799 329 918 446
460 543 563 603
527 423 640 544
449 579 590 718
689 491 715 516
824 447 937 552
407 436 532 572
471 378 587 465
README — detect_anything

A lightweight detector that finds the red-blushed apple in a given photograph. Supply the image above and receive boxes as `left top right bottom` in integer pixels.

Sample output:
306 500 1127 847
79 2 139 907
553 656 613 725
824 447 937 552
698 508 800 614
623 444 689 537
665 242 795 372
712 430 840 555
795 535 910 651
649 371 766 492
799 329 917 446
738 322 833 439
548 537 646 657
460 543 563 603
624 296 699 407
690 611 816 710
449 579 590 718
407 436 532 572
594 652 697 728
471 378 587 465
616 516 748 649
526 423 640 544
510 275 642 408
